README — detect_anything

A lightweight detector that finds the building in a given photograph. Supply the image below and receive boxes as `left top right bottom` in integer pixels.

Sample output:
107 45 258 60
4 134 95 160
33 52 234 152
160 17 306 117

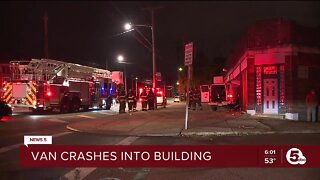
225 19 320 120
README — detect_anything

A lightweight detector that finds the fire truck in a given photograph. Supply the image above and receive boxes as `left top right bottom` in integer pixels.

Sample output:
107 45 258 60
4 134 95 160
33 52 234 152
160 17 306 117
1 59 122 113
200 76 235 111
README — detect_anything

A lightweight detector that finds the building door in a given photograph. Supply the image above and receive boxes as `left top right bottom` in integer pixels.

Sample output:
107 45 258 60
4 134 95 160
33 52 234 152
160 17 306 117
263 79 278 114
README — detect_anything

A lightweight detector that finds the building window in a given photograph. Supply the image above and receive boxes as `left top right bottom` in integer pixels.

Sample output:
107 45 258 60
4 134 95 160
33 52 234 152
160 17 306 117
298 66 308 79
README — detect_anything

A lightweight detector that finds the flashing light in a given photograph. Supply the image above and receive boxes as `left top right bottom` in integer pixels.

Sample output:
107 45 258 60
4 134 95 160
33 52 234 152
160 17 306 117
139 98 142 102
139 88 143 94
46 91 52 97
227 94 233 98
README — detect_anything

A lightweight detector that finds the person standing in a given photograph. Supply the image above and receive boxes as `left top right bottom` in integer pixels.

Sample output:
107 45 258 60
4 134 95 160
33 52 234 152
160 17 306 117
140 88 148 111
306 89 318 122
192 87 202 110
132 89 137 112
127 89 136 112
118 89 126 113
148 89 155 110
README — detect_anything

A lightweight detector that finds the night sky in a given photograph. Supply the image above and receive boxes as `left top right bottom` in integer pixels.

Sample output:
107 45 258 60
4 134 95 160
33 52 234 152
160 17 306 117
1 1 320 85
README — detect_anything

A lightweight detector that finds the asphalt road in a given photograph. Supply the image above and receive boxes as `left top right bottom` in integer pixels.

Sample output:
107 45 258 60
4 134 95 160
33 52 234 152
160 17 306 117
0 103 320 180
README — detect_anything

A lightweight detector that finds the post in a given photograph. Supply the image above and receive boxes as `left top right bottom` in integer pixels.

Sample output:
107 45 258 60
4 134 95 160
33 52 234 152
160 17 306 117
135 78 138 96
124 64 127 93
185 65 191 129
151 9 157 109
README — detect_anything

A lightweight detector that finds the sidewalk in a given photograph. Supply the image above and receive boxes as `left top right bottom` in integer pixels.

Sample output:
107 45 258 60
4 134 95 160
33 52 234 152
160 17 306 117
67 102 320 137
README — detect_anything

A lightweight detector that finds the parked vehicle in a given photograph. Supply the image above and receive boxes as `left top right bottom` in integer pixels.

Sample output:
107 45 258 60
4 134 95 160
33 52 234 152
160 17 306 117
174 95 180 103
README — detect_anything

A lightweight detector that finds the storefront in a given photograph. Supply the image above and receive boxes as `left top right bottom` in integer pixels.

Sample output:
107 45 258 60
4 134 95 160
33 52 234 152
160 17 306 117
225 19 320 120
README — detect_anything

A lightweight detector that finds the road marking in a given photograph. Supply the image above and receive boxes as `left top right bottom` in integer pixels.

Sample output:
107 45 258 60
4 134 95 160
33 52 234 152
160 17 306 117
76 115 95 119
0 143 22 153
0 131 73 154
97 111 115 115
47 118 67 123
63 136 139 180
133 168 150 180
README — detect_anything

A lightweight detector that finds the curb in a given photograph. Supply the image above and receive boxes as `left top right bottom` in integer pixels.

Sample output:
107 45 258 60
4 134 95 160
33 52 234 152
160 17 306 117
181 131 276 137
66 125 182 137
67 123 320 137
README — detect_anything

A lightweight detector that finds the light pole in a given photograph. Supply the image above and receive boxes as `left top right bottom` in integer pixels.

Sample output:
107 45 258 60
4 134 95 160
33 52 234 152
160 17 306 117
135 77 138 96
124 22 156 91
117 55 127 93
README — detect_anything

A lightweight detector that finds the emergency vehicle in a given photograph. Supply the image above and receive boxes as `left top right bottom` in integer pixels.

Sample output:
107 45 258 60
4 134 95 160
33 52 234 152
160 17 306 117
1 59 122 113
138 87 167 107
200 76 235 110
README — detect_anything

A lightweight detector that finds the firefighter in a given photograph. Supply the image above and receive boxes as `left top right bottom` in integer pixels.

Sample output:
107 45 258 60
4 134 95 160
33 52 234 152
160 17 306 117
188 88 194 109
132 89 137 112
118 89 126 113
140 88 148 111
127 89 136 112
192 87 202 110
105 90 113 110
148 89 155 110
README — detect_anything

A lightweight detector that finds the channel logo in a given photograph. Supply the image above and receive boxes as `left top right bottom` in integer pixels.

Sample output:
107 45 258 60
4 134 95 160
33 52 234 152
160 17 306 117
286 148 307 165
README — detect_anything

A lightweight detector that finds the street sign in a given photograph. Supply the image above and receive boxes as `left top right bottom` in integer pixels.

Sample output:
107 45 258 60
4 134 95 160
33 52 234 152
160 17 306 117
156 72 162 81
184 42 193 66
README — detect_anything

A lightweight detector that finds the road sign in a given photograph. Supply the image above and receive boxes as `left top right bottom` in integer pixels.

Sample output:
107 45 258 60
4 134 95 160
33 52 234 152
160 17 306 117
184 42 193 66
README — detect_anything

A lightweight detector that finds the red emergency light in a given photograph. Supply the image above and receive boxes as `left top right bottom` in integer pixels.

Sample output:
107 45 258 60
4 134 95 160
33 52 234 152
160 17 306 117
227 94 233 98
139 88 143 94
46 91 52 97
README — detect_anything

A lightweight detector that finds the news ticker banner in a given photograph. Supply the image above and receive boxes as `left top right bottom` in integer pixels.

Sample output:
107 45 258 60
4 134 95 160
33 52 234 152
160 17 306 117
20 145 320 168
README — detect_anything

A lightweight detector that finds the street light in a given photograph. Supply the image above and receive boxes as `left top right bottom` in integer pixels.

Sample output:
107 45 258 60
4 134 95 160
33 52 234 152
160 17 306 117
124 23 132 31
117 55 127 93
123 22 156 92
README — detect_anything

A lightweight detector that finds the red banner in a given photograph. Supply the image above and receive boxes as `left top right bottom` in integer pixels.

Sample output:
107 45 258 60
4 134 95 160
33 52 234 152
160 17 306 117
20 145 320 168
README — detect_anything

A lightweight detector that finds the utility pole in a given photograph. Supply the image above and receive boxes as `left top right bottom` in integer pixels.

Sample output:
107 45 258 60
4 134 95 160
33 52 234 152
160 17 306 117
43 12 49 59
142 6 163 109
